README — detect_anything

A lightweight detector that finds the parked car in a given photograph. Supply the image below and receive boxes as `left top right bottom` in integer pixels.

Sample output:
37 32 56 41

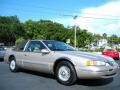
4 40 119 85
102 48 119 60
0 46 6 61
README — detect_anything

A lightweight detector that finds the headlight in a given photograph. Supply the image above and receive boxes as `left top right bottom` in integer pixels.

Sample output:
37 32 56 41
86 60 106 66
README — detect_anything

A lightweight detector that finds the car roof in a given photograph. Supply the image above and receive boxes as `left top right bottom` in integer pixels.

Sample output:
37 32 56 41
29 40 57 42
103 48 116 52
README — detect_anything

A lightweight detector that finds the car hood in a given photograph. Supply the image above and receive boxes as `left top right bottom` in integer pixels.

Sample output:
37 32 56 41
56 51 114 62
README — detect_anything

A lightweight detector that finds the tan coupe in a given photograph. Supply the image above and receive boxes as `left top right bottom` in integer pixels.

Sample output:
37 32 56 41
4 40 119 85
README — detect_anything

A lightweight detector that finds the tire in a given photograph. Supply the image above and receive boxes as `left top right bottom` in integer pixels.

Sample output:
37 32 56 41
117 58 119 60
9 57 19 72
55 61 77 86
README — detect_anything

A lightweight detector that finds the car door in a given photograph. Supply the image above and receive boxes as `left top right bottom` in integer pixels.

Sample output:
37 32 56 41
23 41 51 73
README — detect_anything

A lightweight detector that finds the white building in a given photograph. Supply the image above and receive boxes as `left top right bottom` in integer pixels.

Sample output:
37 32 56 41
86 39 108 50
96 39 108 48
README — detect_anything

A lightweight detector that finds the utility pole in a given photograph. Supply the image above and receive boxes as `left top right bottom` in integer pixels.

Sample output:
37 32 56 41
73 15 78 48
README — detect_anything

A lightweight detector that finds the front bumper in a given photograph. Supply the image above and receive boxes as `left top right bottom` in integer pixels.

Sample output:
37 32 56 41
75 65 119 79
0 55 4 59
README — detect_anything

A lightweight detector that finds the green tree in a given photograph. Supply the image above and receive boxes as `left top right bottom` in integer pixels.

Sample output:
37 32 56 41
0 16 107 47
93 34 102 41
0 16 24 45
108 34 119 44
102 33 107 39
24 19 71 42
76 29 93 47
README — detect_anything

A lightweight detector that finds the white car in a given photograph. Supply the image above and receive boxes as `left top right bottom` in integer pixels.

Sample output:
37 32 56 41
0 46 6 61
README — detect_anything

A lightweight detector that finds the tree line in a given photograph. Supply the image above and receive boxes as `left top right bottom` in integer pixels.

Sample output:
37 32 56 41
0 16 120 47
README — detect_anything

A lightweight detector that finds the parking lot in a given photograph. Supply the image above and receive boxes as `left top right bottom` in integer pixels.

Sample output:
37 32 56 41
0 60 120 90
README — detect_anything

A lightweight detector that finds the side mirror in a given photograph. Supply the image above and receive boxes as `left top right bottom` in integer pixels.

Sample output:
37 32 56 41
41 49 50 54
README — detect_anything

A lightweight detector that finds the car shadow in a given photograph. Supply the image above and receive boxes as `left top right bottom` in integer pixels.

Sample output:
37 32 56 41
77 78 113 86
0 59 4 62
20 69 55 79
20 69 113 86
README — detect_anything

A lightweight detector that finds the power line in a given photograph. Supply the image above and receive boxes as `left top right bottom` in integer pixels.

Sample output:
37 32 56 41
61 14 120 20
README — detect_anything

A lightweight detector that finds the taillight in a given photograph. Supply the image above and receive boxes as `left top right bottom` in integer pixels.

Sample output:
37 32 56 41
114 52 118 54
103 52 107 54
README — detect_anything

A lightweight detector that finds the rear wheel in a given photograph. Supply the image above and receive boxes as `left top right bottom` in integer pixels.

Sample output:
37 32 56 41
9 57 19 72
55 61 77 86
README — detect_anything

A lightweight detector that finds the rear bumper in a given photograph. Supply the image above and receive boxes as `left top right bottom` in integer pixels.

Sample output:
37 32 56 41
103 54 119 59
75 65 119 79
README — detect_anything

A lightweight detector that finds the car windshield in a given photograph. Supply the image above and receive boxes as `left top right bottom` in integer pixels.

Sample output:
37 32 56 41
105 49 116 52
43 40 76 51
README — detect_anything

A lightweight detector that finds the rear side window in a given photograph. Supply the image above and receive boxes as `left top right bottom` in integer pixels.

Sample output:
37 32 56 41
0 47 5 51
104 49 116 52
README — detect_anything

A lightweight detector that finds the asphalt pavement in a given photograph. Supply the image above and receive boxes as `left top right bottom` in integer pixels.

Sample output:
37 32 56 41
0 60 120 90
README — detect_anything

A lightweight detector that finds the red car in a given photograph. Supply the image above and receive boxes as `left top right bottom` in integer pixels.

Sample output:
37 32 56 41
102 49 119 60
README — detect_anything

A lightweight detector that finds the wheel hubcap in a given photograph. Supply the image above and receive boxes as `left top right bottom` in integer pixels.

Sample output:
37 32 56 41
58 66 70 81
10 60 15 70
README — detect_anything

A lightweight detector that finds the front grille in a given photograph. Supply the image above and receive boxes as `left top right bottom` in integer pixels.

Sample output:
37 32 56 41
109 69 113 71
104 73 116 76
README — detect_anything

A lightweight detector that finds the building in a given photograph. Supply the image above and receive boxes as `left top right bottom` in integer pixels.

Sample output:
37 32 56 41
96 39 108 48
86 39 108 50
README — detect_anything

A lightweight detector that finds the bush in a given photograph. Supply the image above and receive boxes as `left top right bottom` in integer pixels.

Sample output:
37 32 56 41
80 48 104 52
15 37 25 45
116 48 120 52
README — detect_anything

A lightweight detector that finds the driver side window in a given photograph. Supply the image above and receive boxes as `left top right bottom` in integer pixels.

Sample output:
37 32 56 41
25 41 46 52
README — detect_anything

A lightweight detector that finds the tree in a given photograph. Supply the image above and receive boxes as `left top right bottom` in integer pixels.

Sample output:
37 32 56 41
2 16 116 47
76 29 93 47
24 19 71 41
93 34 102 41
108 34 119 44
102 33 107 39
0 16 24 45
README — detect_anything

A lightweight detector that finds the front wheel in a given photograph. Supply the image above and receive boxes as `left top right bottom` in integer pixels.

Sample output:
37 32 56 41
9 57 19 72
55 61 77 86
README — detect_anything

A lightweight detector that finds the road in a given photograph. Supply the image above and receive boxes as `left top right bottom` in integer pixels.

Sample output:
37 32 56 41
0 60 120 90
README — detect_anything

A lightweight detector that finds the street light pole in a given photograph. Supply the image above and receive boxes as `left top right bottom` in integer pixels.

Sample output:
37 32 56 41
74 15 78 48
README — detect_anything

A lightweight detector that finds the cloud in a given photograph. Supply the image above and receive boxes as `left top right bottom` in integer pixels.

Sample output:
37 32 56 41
54 0 120 36
76 0 120 36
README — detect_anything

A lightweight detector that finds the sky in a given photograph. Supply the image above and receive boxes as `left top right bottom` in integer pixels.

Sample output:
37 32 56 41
0 0 120 36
